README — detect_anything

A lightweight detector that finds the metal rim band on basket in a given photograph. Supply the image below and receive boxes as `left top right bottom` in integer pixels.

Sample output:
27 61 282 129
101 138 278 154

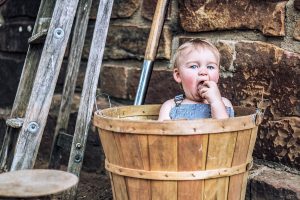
105 159 253 181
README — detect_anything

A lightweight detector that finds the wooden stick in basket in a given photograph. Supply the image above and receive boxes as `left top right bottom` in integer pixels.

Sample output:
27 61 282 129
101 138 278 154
134 0 170 105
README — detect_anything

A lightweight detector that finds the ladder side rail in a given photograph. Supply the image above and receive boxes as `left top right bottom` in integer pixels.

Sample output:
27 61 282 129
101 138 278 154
63 1 114 198
67 0 114 177
10 0 80 171
0 0 55 172
48 0 93 170
134 0 170 105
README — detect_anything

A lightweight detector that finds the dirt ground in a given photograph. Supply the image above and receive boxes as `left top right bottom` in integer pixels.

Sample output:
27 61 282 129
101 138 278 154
76 170 112 200
34 160 113 200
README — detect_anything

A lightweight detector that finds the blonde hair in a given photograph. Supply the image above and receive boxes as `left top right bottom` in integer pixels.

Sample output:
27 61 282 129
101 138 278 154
172 39 220 69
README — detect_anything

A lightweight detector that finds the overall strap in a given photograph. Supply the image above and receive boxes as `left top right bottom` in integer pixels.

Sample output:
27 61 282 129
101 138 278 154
174 94 185 107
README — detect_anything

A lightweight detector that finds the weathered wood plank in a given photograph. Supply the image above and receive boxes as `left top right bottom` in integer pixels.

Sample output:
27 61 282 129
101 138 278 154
148 135 177 200
0 0 55 172
10 0 80 170
240 127 258 199
178 135 208 200
99 131 128 200
228 129 251 200
66 0 114 176
114 133 151 200
203 132 237 199
48 0 93 170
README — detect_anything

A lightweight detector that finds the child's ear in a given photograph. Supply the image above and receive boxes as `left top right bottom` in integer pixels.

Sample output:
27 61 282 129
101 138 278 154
173 68 181 83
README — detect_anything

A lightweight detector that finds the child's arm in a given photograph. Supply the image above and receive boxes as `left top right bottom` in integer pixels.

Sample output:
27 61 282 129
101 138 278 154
199 81 231 119
158 99 173 121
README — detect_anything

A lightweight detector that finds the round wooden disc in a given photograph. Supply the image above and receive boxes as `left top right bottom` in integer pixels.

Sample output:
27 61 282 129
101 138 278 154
0 169 78 198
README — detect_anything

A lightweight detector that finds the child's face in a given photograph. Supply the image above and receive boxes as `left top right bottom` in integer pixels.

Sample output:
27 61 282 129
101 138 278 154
173 46 220 102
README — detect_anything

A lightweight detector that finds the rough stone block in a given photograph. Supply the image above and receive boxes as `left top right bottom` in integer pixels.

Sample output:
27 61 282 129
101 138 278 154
218 41 300 118
141 0 172 20
99 64 129 99
247 163 300 199
0 0 40 18
294 20 300 41
90 0 139 19
179 0 287 36
0 21 34 52
217 40 299 168
295 0 300 10
255 117 300 169
82 24 172 60
0 53 25 107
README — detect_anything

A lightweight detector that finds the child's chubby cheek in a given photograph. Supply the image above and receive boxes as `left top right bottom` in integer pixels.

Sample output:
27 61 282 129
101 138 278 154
182 78 197 91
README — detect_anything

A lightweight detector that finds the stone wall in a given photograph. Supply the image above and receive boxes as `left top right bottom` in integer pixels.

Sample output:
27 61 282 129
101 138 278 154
0 0 299 172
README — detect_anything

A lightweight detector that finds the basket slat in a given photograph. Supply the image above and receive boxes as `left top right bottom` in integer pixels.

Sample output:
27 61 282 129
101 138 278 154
114 133 151 200
204 132 237 199
240 127 258 199
228 129 252 200
99 130 129 200
177 135 208 199
149 135 178 200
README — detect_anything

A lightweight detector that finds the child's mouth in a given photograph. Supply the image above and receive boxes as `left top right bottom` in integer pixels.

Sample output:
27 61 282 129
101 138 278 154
197 81 205 91
198 81 206 88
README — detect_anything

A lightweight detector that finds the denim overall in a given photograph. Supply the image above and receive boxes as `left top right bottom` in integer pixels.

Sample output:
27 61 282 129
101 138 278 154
169 94 234 120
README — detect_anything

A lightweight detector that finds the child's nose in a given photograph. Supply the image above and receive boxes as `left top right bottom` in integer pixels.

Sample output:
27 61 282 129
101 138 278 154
198 66 208 76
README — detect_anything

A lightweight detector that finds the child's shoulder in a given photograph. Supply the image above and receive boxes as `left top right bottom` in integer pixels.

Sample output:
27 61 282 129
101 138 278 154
158 99 176 121
161 98 176 108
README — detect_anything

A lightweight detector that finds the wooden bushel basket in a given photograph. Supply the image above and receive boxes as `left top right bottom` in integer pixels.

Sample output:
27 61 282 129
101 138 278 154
93 105 261 200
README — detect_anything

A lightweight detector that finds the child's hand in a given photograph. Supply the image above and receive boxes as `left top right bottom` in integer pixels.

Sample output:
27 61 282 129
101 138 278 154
198 81 223 105
198 81 230 119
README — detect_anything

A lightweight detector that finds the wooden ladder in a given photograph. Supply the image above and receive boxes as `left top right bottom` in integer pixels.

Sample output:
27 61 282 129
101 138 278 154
0 0 113 183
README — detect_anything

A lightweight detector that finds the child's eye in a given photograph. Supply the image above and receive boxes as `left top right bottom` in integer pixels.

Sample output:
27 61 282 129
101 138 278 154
207 65 215 69
190 65 198 69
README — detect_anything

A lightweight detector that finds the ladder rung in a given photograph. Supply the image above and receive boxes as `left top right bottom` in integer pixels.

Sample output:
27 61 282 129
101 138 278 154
57 131 73 150
28 17 51 44
6 118 24 128
28 29 48 44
